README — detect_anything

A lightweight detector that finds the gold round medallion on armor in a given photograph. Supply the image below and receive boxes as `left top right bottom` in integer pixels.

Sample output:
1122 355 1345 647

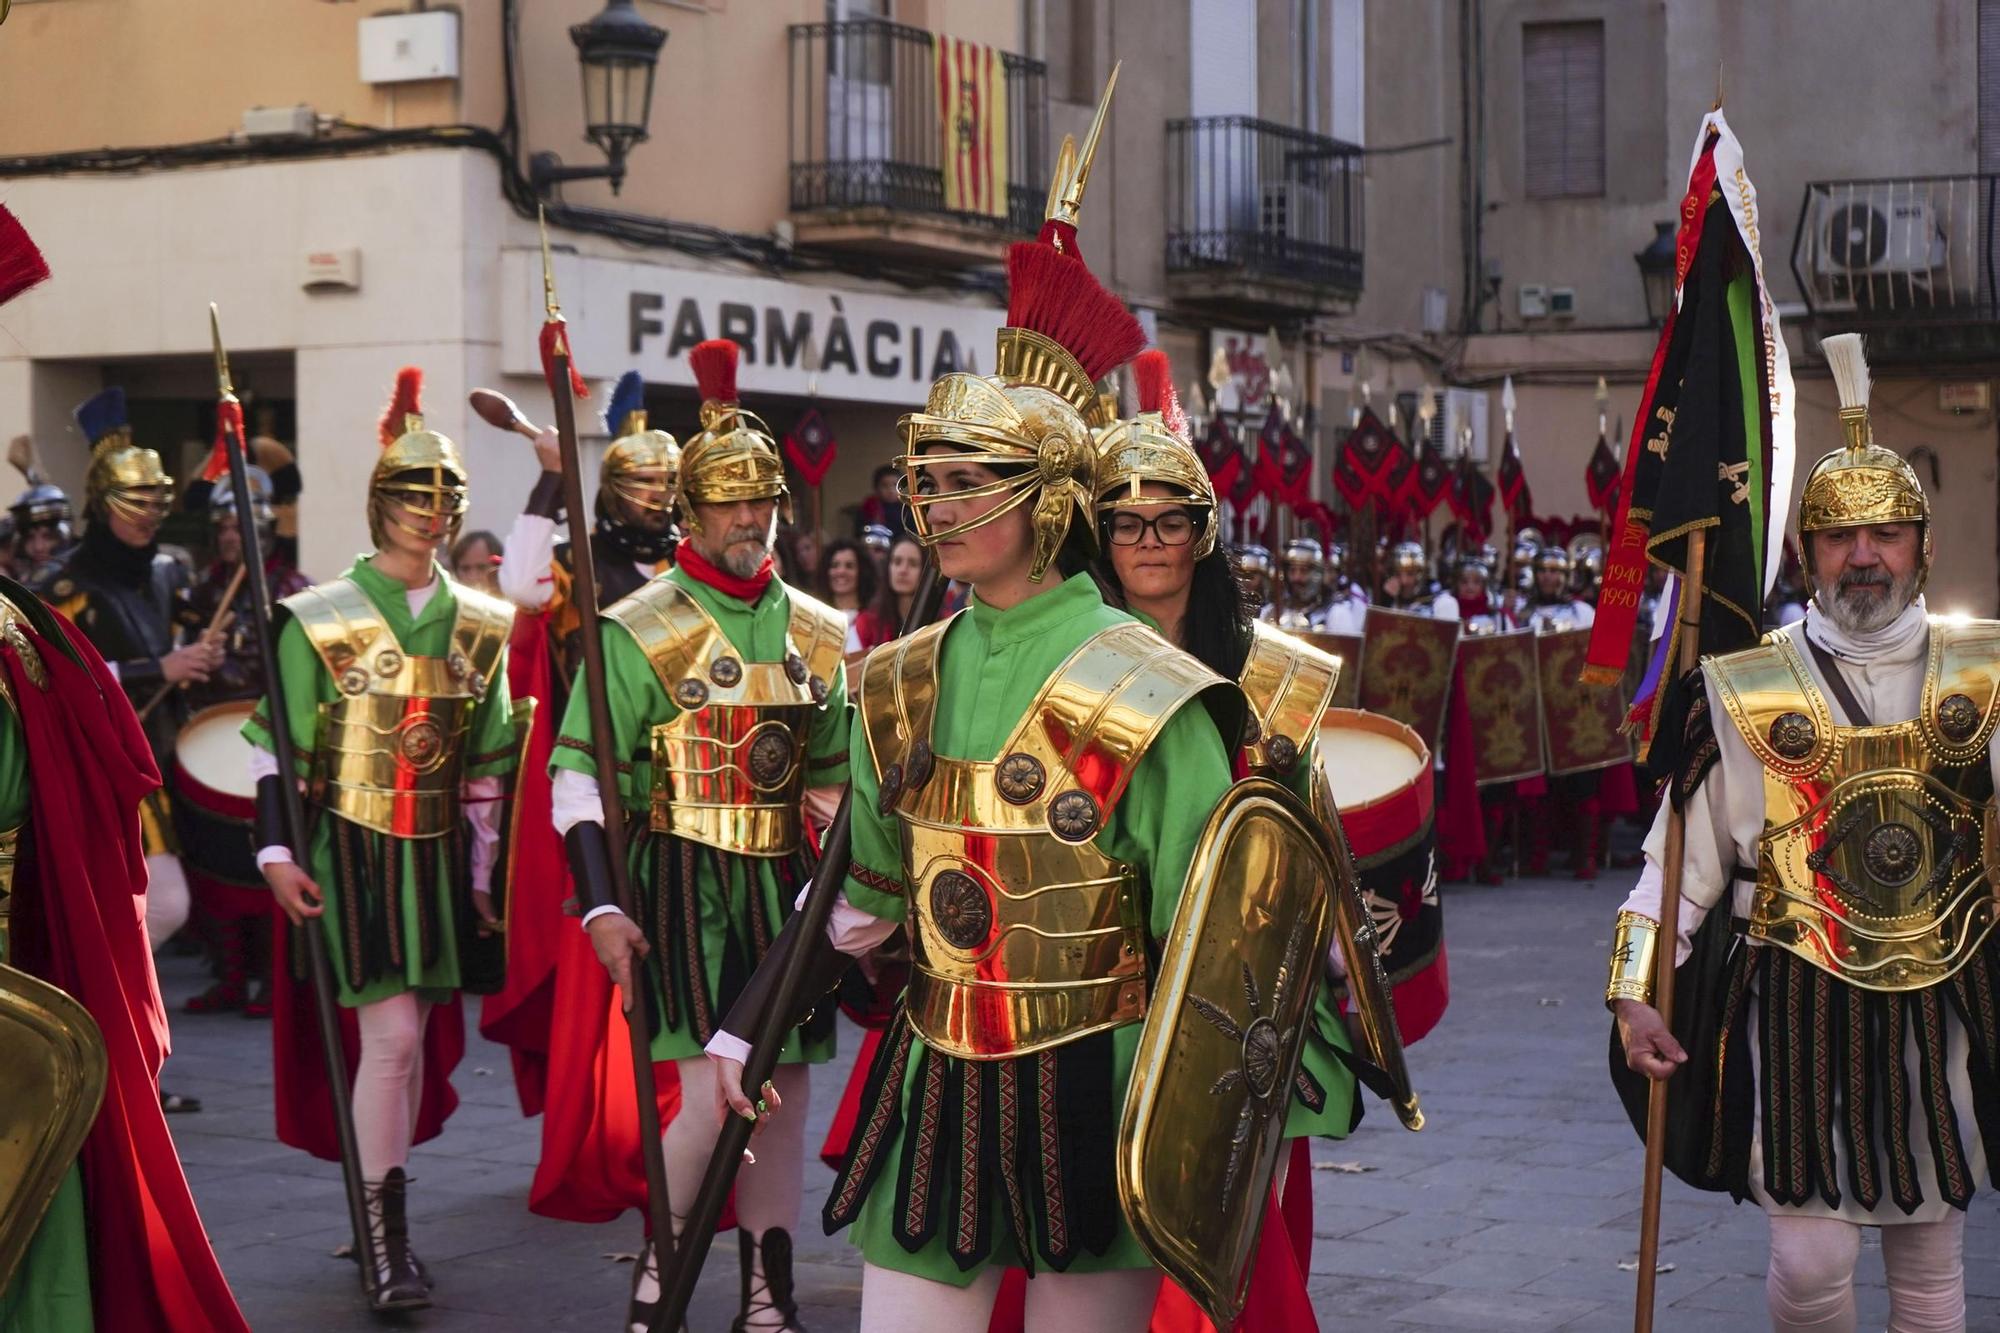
1265 733 1299 774
996 752 1046 804
709 655 743 687
401 718 446 768
906 740 934 789
927 870 992 949
1049 789 1101 843
374 648 404 677
674 678 710 709
784 653 808 684
747 730 796 785
1864 822 1924 887
809 675 829 704
1937 693 1980 743
448 651 471 680
1240 715 1263 749
878 763 904 815
1242 1016 1282 1099
1768 711 1818 760
339 665 371 696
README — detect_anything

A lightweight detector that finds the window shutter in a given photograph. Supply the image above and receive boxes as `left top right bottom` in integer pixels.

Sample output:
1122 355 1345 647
1523 21 1604 199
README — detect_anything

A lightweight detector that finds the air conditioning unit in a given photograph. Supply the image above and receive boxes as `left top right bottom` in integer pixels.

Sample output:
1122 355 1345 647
1815 199 1946 277
1422 387 1491 463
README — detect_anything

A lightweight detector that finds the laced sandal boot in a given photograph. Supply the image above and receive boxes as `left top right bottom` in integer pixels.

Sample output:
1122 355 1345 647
731 1227 805 1332
626 1232 664 1333
364 1167 430 1312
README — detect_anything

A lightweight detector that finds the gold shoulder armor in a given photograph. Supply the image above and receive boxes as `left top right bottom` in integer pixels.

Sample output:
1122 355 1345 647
1920 617 2000 763
1240 620 1340 771
1703 635 1834 777
1012 622 1239 817
783 586 849 690
447 580 516 696
280 578 389 687
601 576 720 696
857 614 955 781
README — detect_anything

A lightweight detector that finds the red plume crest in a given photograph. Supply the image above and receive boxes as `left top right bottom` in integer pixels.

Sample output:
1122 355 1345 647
0 204 51 309
689 339 740 405
378 366 423 447
1004 242 1145 382
1130 348 1188 442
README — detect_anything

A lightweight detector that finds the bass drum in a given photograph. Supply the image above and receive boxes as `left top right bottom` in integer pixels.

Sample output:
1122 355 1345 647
172 699 264 916
1317 708 1448 1043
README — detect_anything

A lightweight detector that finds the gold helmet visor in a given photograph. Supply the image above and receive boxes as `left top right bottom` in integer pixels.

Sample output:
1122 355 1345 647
1091 417 1218 559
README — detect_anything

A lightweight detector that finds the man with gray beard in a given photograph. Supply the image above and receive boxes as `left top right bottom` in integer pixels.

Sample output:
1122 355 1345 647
1607 333 1994 1333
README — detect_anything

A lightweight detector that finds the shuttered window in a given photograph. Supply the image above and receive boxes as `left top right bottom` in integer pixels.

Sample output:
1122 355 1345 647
1522 20 1605 199
1981 0 2000 171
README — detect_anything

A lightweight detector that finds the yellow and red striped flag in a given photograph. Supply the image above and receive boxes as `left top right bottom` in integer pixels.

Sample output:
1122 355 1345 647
936 36 1009 218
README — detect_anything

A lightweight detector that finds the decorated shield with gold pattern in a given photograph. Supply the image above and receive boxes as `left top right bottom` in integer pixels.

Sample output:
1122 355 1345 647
1299 630 1363 710
1357 607 1461 751
0 965 107 1293
1119 778 1335 1329
1537 628 1633 775
1458 629 1545 785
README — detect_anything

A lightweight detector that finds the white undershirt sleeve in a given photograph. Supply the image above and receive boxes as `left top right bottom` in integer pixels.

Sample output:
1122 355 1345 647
499 512 560 610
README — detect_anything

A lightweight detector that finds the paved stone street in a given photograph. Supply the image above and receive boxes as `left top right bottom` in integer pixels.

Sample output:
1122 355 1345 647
160 878 1999 1331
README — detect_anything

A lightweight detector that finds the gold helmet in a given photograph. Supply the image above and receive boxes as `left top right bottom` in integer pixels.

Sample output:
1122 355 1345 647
75 387 174 525
1093 349 1219 558
1797 332 1931 600
679 339 786 524
897 70 1145 583
370 367 468 548
600 369 680 520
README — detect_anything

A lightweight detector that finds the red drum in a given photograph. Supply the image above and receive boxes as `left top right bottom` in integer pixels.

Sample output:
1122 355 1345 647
172 699 265 918
1318 708 1448 1043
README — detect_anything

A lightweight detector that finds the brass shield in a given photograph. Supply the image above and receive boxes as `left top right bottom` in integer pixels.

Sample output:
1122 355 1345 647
1536 628 1633 775
1357 607 1461 751
1458 629 1546 785
1118 779 1336 1329
0 964 107 1293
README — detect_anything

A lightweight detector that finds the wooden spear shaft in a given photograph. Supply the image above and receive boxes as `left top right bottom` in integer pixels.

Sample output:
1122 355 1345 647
1633 527 1706 1333
136 559 246 723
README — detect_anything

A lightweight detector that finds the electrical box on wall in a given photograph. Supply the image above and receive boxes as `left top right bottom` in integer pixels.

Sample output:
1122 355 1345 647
1548 287 1577 317
1517 284 1548 319
359 11 461 85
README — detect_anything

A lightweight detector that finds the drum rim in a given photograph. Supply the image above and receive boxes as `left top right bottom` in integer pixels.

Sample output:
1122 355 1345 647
175 697 262 805
1316 706 1431 818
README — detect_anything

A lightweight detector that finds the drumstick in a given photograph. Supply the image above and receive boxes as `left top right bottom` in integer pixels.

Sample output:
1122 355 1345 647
136 560 248 723
468 387 545 441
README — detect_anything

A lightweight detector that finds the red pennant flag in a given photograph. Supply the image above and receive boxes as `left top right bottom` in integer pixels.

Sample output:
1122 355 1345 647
201 399 245 483
783 407 839 487
1195 413 1244 500
1331 407 1406 512
1446 455 1495 545
1584 430 1622 513
1496 428 1533 526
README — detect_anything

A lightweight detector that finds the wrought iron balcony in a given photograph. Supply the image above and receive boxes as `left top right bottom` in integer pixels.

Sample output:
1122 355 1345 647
1165 116 1364 315
786 19 1047 264
1790 174 2000 361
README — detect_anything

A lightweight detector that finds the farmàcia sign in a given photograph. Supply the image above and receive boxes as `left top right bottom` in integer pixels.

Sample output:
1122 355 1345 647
503 250 1004 407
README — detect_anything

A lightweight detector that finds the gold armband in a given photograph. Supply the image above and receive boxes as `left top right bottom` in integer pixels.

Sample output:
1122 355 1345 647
1605 910 1659 1010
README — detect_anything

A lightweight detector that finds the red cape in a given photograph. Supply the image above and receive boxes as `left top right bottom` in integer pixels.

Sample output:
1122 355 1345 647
5 597 249 1332
478 609 569 1115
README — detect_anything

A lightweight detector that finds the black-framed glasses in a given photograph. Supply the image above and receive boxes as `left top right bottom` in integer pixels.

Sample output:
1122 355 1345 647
1107 511 1197 546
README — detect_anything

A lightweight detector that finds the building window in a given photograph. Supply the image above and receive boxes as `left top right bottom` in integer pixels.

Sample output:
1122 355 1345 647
1522 20 1604 199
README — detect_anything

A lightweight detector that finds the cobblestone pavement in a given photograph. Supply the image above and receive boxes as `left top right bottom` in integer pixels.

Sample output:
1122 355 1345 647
161 877 1998 1331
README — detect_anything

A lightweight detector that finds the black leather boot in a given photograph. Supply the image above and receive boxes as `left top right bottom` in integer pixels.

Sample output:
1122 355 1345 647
364 1167 430 1312
731 1227 804 1332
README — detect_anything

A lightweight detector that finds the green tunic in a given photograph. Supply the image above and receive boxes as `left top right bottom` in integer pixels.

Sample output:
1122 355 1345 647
0 680 94 1331
242 557 518 1007
838 574 1234 1285
550 566 850 1063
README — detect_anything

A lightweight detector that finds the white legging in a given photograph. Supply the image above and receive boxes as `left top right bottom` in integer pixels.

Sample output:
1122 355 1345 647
1767 1213 1966 1333
353 993 432 1183
144 852 190 954
857 1262 1159 1333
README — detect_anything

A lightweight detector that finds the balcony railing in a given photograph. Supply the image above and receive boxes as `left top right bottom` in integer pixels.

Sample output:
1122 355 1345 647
1166 116 1365 298
1790 174 2000 356
787 19 1047 242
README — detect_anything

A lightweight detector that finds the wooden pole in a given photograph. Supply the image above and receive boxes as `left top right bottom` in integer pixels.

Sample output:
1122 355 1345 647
1633 527 1706 1333
136 559 246 723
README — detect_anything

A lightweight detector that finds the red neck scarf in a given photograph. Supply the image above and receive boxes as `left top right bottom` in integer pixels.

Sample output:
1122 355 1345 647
676 542 774 602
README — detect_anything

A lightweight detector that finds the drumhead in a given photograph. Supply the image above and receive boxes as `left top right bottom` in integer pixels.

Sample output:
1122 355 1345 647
175 699 259 800
1317 708 1428 812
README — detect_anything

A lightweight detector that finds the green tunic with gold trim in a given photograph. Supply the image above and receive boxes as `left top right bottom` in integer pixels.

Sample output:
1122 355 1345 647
825 574 1238 1285
551 564 851 1064
242 557 519 1007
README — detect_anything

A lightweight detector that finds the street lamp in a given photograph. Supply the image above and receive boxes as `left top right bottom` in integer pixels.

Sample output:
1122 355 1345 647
1633 220 1676 327
530 0 668 197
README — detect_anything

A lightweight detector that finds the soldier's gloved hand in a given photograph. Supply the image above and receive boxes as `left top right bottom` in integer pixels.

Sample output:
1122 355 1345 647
162 641 224 684
586 912 650 1014
1614 998 1687 1081
709 1053 779 1141
263 862 324 924
532 425 562 474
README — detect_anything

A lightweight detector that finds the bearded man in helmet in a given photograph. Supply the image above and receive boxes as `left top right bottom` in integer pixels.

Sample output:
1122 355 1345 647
1611 335 1997 1332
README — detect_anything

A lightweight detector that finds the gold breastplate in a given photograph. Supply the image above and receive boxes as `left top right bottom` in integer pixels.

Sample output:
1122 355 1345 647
861 616 1236 1060
1707 622 2000 992
283 577 512 838
1238 621 1340 777
606 577 845 857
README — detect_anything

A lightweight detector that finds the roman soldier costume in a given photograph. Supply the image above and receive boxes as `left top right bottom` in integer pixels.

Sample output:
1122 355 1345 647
6 472 70 587
1262 538 1332 630
243 368 523 1311
1609 335 1997 1326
